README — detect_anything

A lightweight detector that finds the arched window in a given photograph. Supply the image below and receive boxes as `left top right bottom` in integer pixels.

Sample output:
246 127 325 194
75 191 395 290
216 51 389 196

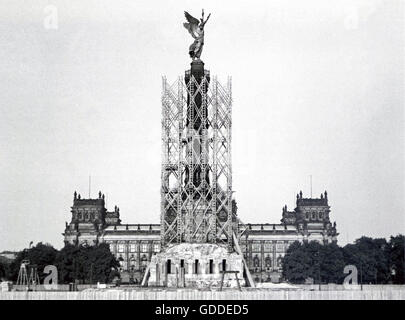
130 257 136 271
265 256 272 268
253 255 260 268
118 255 125 271
141 254 148 269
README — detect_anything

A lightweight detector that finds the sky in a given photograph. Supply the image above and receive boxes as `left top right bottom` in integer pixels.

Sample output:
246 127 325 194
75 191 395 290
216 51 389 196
0 0 403 251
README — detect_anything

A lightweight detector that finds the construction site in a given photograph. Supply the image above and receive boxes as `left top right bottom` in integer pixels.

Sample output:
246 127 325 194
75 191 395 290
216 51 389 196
144 58 254 288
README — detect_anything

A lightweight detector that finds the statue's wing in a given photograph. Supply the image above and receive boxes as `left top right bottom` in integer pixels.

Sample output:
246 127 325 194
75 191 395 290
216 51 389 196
184 11 199 25
183 22 197 36
183 11 199 35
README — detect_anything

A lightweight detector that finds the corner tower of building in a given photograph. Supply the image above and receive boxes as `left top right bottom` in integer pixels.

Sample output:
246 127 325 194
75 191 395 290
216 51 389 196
63 191 121 245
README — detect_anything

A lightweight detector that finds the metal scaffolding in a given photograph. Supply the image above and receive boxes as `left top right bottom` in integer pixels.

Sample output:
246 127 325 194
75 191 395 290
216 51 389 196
160 71 237 252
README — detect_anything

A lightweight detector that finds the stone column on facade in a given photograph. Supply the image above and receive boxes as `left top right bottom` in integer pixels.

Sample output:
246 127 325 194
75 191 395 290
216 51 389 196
125 240 129 271
248 241 252 270
201 260 206 275
148 240 153 262
179 266 185 288
260 240 264 281
175 264 179 287
136 241 141 271
213 260 219 274
163 261 168 287
188 260 193 275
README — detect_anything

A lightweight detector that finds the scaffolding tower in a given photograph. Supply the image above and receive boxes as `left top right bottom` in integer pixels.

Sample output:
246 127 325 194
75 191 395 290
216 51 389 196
16 259 40 289
160 64 242 253
16 259 30 286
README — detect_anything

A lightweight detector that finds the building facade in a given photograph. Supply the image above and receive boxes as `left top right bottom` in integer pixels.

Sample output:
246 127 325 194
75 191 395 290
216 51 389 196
63 190 338 282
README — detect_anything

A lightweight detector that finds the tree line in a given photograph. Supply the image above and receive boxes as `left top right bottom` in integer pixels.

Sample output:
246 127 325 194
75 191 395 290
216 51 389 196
1 235 403 285
282 235 404 284
0 243 120 284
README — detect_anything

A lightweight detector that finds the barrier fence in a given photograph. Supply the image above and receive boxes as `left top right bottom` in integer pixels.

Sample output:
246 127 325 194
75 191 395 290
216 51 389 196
1 285 405 300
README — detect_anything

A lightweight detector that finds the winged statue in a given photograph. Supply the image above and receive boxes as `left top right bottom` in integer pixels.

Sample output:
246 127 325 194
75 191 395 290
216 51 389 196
183 9 211 60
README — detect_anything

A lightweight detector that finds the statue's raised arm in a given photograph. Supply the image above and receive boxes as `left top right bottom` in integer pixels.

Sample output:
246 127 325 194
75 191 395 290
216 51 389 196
183 10 211 61
200 9 211 28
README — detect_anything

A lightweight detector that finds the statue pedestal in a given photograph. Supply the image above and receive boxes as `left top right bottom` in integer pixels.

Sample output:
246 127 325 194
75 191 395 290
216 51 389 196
185 60 209 82
147 243 245 288
191 59 204 78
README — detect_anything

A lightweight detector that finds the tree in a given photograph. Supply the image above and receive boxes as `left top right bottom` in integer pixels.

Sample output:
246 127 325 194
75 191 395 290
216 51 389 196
282 241 345 284
84 243 120 283
282 241 311 283
342 237 390 284
55 243 119 284
0 261 8 280
8 242 58 283
0 256 12 280
54 243 81 283
388 234 405 284
318 242 345 283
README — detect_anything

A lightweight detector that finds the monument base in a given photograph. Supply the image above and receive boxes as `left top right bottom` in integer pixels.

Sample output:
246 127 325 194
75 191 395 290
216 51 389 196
147 243 245 288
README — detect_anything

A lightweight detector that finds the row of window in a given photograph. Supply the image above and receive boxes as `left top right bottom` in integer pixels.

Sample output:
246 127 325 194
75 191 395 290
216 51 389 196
112 242 298 254
75 212 98 220
240 241 295 252
305 211 325 220
115 243 160 253
116 253 149 271
251 254 283 270
166 259 227 275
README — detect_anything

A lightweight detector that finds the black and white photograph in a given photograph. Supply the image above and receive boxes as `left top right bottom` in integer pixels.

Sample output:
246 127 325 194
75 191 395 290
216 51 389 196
0 0 404 310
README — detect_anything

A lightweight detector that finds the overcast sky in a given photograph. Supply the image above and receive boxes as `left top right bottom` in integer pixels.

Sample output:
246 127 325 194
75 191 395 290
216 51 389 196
0 0 403 251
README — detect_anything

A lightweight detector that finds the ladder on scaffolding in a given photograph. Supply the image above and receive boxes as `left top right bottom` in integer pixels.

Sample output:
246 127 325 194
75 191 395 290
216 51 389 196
16 260 40 290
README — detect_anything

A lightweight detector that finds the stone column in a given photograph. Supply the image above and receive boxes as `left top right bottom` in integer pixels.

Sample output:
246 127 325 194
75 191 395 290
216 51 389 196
188 260 193 275
125 241 129 271
179 267 185 288
213 260 219 274
163 262 168 287
148 240 153 261
201 260 206 275
136 241 141 270
248 241 252 269
260 240 264 281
